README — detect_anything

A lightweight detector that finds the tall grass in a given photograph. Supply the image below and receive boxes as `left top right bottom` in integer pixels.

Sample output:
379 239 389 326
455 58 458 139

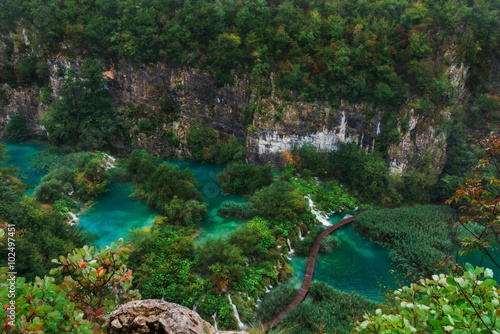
355 205 458 276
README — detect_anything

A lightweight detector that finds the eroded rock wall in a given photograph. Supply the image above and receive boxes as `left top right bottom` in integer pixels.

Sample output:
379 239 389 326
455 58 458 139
0 24 459 175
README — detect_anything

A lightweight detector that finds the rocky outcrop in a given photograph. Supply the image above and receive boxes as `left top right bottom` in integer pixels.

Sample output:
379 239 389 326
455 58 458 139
247 100 379 165
106 299 246 334
0 26 464 174
387 109 447 174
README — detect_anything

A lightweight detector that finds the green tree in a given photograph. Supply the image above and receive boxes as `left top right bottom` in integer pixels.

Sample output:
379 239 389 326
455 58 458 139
159 197 208 227
217 162 273 196
5 114 30 142
41 59 118 149
250 180 308 223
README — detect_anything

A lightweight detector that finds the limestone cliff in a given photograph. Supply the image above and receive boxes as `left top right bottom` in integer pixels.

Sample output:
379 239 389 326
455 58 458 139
0 24 464 175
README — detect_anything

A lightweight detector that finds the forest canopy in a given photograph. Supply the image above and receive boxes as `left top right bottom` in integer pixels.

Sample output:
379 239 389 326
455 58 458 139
2 0 498 103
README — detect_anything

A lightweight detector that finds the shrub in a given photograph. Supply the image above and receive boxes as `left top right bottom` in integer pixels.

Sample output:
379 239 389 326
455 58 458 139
34 178 70 203
280 281 377 334
29 148 80 171
218 201 253 219
53 198 78 214
159 197 208 227
250 180 309 224
296 143 329 176
257 285 298 323
187 125 217 160
357 265 499 333
5 114 29 142
329 142 392 203
209 138 247 165
138 119 154 132
217 162 273 196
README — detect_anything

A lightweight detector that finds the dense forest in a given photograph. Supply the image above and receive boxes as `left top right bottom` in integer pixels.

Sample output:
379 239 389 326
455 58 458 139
0 0 500 333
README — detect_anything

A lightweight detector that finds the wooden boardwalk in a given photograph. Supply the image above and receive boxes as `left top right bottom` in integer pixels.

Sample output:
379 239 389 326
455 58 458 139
263 215 357 331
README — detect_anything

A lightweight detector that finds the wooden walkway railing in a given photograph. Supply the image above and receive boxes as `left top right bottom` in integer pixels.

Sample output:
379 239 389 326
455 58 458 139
263 215 357 331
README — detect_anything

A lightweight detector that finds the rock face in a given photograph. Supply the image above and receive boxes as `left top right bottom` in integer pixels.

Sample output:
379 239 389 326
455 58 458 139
106 299 246 334
0 25 461 174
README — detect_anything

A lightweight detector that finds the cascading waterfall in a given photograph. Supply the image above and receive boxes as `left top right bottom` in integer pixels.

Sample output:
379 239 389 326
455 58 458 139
68 212 79 225
212 312 218 330
287 238 294 254
305 196 331 226
102 153 117 170
227 294 246 329
298 228 304 240
192 302 197 312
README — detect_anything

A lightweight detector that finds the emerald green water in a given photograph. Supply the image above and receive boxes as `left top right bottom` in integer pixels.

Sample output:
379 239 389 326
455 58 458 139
3 140 48 194
79 182 158 248
288 213 401 301
164 160 249 243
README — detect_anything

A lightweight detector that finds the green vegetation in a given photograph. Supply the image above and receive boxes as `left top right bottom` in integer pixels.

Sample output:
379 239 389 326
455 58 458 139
250 180 314 229
4 0 498 105
279 281 377 334
0 240 140 332
357 264 499 333
290 174 362 212
355 205 459 276
330 142 397 204
295 225 339 256
34 153 111 203
256 284 298 323
446 134 500 269
5 114 29 142
41 59 120 150
218 201 254 219
127 214 292 330
126 149 206 223
217 162 273 196
0 143 95 281
296 143 329 176
29 147 81 172
187 125 246 164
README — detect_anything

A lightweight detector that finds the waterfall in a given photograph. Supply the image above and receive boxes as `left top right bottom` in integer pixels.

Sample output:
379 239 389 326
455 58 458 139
376 121 381 135
68 212 79 225
212 312 218 331
192 302 197 312
287 238 294 254
102 153 117 170
228 294 246 329
298 228 304 240
305 196 331 226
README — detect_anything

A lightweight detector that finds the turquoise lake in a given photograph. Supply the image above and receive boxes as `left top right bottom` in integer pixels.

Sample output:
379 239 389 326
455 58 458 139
4 140 48 194
4 140 498 301
287 213 401 301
